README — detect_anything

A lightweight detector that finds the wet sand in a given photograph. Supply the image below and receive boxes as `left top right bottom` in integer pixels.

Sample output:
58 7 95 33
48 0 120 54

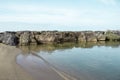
0 44 34 80
0 44 67 80
17 54 65 80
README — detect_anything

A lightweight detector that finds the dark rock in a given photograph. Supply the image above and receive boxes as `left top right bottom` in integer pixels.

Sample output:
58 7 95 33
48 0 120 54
0 33 4 43
58 32 77 42
2 32 19 46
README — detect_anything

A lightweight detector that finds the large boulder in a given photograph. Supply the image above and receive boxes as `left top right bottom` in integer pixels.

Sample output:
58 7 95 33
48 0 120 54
85 31 97 42
78 32 86 42
19 31 31 45
95 31 106 41
18 31 38 45
35 31 57 43
58 32 77 42
97 34 106 41
29 32 37 45
105 31 120 41
2 32 19 46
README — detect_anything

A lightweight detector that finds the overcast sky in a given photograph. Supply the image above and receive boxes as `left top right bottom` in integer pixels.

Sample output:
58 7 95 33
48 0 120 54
0 0 120 31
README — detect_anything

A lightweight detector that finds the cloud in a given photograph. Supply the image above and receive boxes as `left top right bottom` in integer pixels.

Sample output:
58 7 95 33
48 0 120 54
0 4 81 24
100 0 117 5
0 4 77 16
0 4 120 26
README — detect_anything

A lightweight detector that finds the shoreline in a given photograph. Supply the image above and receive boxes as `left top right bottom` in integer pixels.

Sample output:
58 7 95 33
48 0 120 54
0 44 64 80
0 43 76 80
0 44 34 80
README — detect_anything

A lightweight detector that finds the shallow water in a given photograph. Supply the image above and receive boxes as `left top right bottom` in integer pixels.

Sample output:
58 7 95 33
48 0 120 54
17 42 120 80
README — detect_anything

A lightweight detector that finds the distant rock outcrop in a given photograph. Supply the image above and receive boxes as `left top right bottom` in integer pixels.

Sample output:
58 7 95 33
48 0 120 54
0 30 120 46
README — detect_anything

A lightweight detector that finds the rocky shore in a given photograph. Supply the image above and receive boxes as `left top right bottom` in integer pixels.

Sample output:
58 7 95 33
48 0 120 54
0 30 120 46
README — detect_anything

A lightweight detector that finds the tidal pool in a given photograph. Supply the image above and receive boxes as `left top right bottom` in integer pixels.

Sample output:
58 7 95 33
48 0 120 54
17 42 120 80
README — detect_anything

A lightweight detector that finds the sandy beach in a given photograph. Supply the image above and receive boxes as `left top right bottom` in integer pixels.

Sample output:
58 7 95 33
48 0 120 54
0 44 65 80
0 44 34 80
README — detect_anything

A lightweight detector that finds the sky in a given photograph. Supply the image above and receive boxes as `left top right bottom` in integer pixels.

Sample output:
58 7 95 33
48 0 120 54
0 0 120 31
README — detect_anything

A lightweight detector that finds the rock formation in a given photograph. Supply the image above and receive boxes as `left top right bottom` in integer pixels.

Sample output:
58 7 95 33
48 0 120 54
2 32 19 46
0 30 120 46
